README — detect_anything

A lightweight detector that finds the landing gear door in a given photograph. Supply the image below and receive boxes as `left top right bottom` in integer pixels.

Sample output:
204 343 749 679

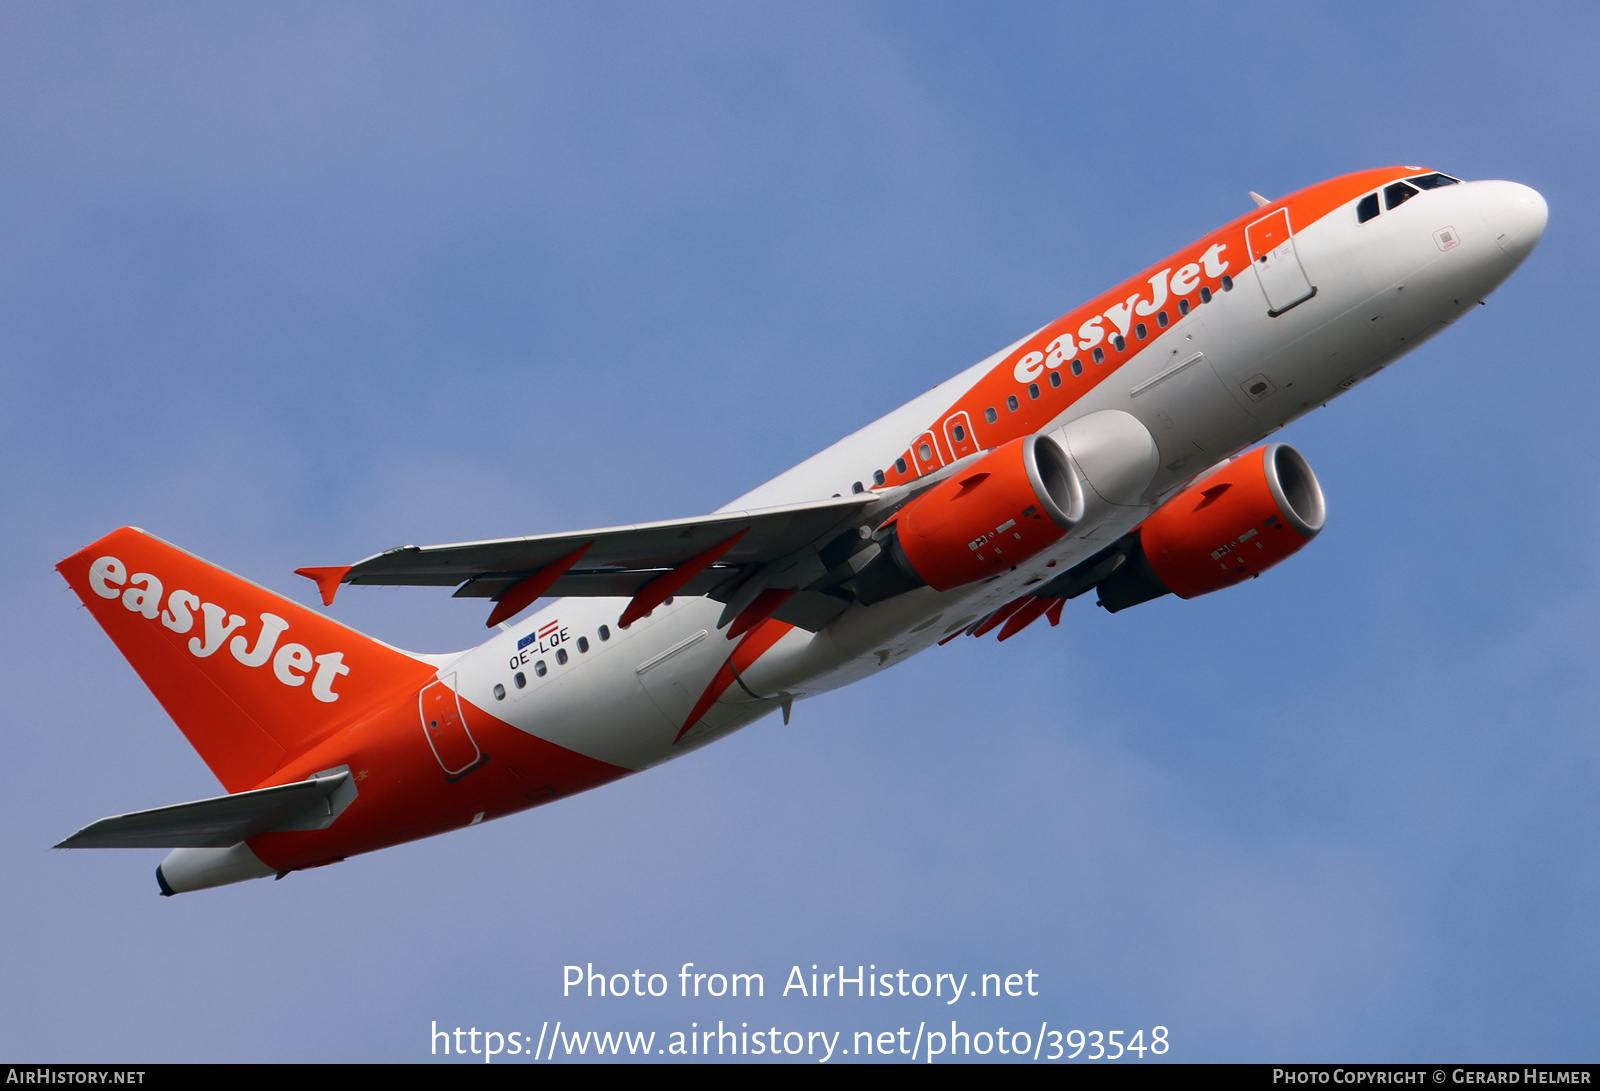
1246 207 1316 316
420 674 485 779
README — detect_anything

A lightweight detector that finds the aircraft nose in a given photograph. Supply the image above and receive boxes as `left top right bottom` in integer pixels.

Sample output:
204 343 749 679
1481 181 1547 266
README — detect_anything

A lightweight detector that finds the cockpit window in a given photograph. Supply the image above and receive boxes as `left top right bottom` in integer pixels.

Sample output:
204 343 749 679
1409 172 1460 190
1384 182 1419 210
1357 193 1380 223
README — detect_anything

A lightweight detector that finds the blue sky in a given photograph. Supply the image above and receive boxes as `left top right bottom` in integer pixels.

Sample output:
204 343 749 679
1 2 1594 1062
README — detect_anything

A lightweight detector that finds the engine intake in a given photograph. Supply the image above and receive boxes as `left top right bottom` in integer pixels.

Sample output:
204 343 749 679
1096 443 1325 612
854 434 1084 605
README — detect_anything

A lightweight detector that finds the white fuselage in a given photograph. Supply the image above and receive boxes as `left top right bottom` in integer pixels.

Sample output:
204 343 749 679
447 177 1546 772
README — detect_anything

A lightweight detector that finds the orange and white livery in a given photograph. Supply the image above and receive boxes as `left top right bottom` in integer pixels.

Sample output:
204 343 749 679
56 167 1547 894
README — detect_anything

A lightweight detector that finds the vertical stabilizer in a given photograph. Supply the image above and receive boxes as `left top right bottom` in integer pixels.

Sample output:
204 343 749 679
58 528 439 791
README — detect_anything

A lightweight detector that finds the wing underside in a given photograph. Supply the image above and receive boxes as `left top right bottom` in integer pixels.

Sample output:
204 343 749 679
298 459 992 631
302 491 916 631
56 771 352 849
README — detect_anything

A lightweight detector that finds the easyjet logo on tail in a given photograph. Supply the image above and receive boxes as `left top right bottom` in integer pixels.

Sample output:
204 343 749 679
87 555 351 702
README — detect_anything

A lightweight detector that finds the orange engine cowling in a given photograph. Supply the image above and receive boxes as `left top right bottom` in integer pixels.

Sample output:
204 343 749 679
1096 443 1325 612
854 434 1084 605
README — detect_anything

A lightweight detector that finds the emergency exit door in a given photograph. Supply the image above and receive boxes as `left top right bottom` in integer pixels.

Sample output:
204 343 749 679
420 675 485 778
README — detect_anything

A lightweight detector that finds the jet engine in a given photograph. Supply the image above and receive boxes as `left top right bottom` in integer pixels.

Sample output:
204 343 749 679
853 433 1084 605
1095 443 1326 612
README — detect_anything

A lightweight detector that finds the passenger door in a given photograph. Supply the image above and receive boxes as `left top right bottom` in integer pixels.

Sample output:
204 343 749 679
1246 207 1316 315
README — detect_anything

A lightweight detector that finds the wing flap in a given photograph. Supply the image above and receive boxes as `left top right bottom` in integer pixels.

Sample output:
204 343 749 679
300 472 975 630
448 566 736 600
326 495 879 598
342 495 874 582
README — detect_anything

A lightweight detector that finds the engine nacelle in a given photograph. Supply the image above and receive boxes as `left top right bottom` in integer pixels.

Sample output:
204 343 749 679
1097 443 1325 612
854 434 1084 605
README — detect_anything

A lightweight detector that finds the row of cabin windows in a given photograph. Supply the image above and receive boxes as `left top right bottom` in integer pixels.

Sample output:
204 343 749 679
964 283 1227 425
865 269 1240 486
1357 172 1460 224
862 175 1453 495
493 601 679 700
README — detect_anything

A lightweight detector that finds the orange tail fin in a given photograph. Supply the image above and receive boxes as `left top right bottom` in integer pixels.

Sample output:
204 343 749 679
58 528 439 792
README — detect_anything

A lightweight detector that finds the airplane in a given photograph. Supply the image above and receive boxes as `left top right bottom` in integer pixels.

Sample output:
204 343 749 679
54 166 1546 894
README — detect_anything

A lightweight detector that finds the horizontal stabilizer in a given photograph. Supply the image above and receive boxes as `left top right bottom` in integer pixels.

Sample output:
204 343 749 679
56 770 351 849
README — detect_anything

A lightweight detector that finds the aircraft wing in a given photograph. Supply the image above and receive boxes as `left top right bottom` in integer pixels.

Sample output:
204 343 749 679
298 492 891 630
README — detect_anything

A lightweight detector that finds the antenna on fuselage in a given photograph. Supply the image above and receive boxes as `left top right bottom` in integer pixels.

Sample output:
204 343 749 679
1249 191 1271 208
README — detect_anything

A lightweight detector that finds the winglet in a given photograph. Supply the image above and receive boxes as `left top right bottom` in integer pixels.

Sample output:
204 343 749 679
1249 191 1271 208
294 566 352 607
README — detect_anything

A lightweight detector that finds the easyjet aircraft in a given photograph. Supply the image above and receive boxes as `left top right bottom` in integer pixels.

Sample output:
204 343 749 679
56 167 1546 894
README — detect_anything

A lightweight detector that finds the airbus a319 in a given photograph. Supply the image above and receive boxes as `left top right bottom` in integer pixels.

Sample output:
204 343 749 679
55 166 1546 894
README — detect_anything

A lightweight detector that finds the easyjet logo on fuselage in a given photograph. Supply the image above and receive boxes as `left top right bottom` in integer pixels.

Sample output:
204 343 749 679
87 555 350 702
874 166 1418 489
1010 242 1232 386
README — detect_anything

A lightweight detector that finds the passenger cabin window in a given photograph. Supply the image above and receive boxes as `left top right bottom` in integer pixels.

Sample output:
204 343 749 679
1410 173 1460 190
918 442 932 461
1135 323 1147 340
952 424 967 442
1357 192 1381 223
556 648 569 665
1049 371 1061 388
1071 359 1083 376
1006 395 1019 411
1199 287 1212 303
598 624 610 641
493 683 506 701
985 407 997 424
1092 347 1105 363
1178 298 1191 316
851 480 864 493
895 457 908 474
1221 275 1233 291
873 469 887 485
1111 334 1126 351
534 661 547 677
577 636 589 653
1157 311 1168 328
514 671 527 688
1384 182 1419 210
1028 383 1039 400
